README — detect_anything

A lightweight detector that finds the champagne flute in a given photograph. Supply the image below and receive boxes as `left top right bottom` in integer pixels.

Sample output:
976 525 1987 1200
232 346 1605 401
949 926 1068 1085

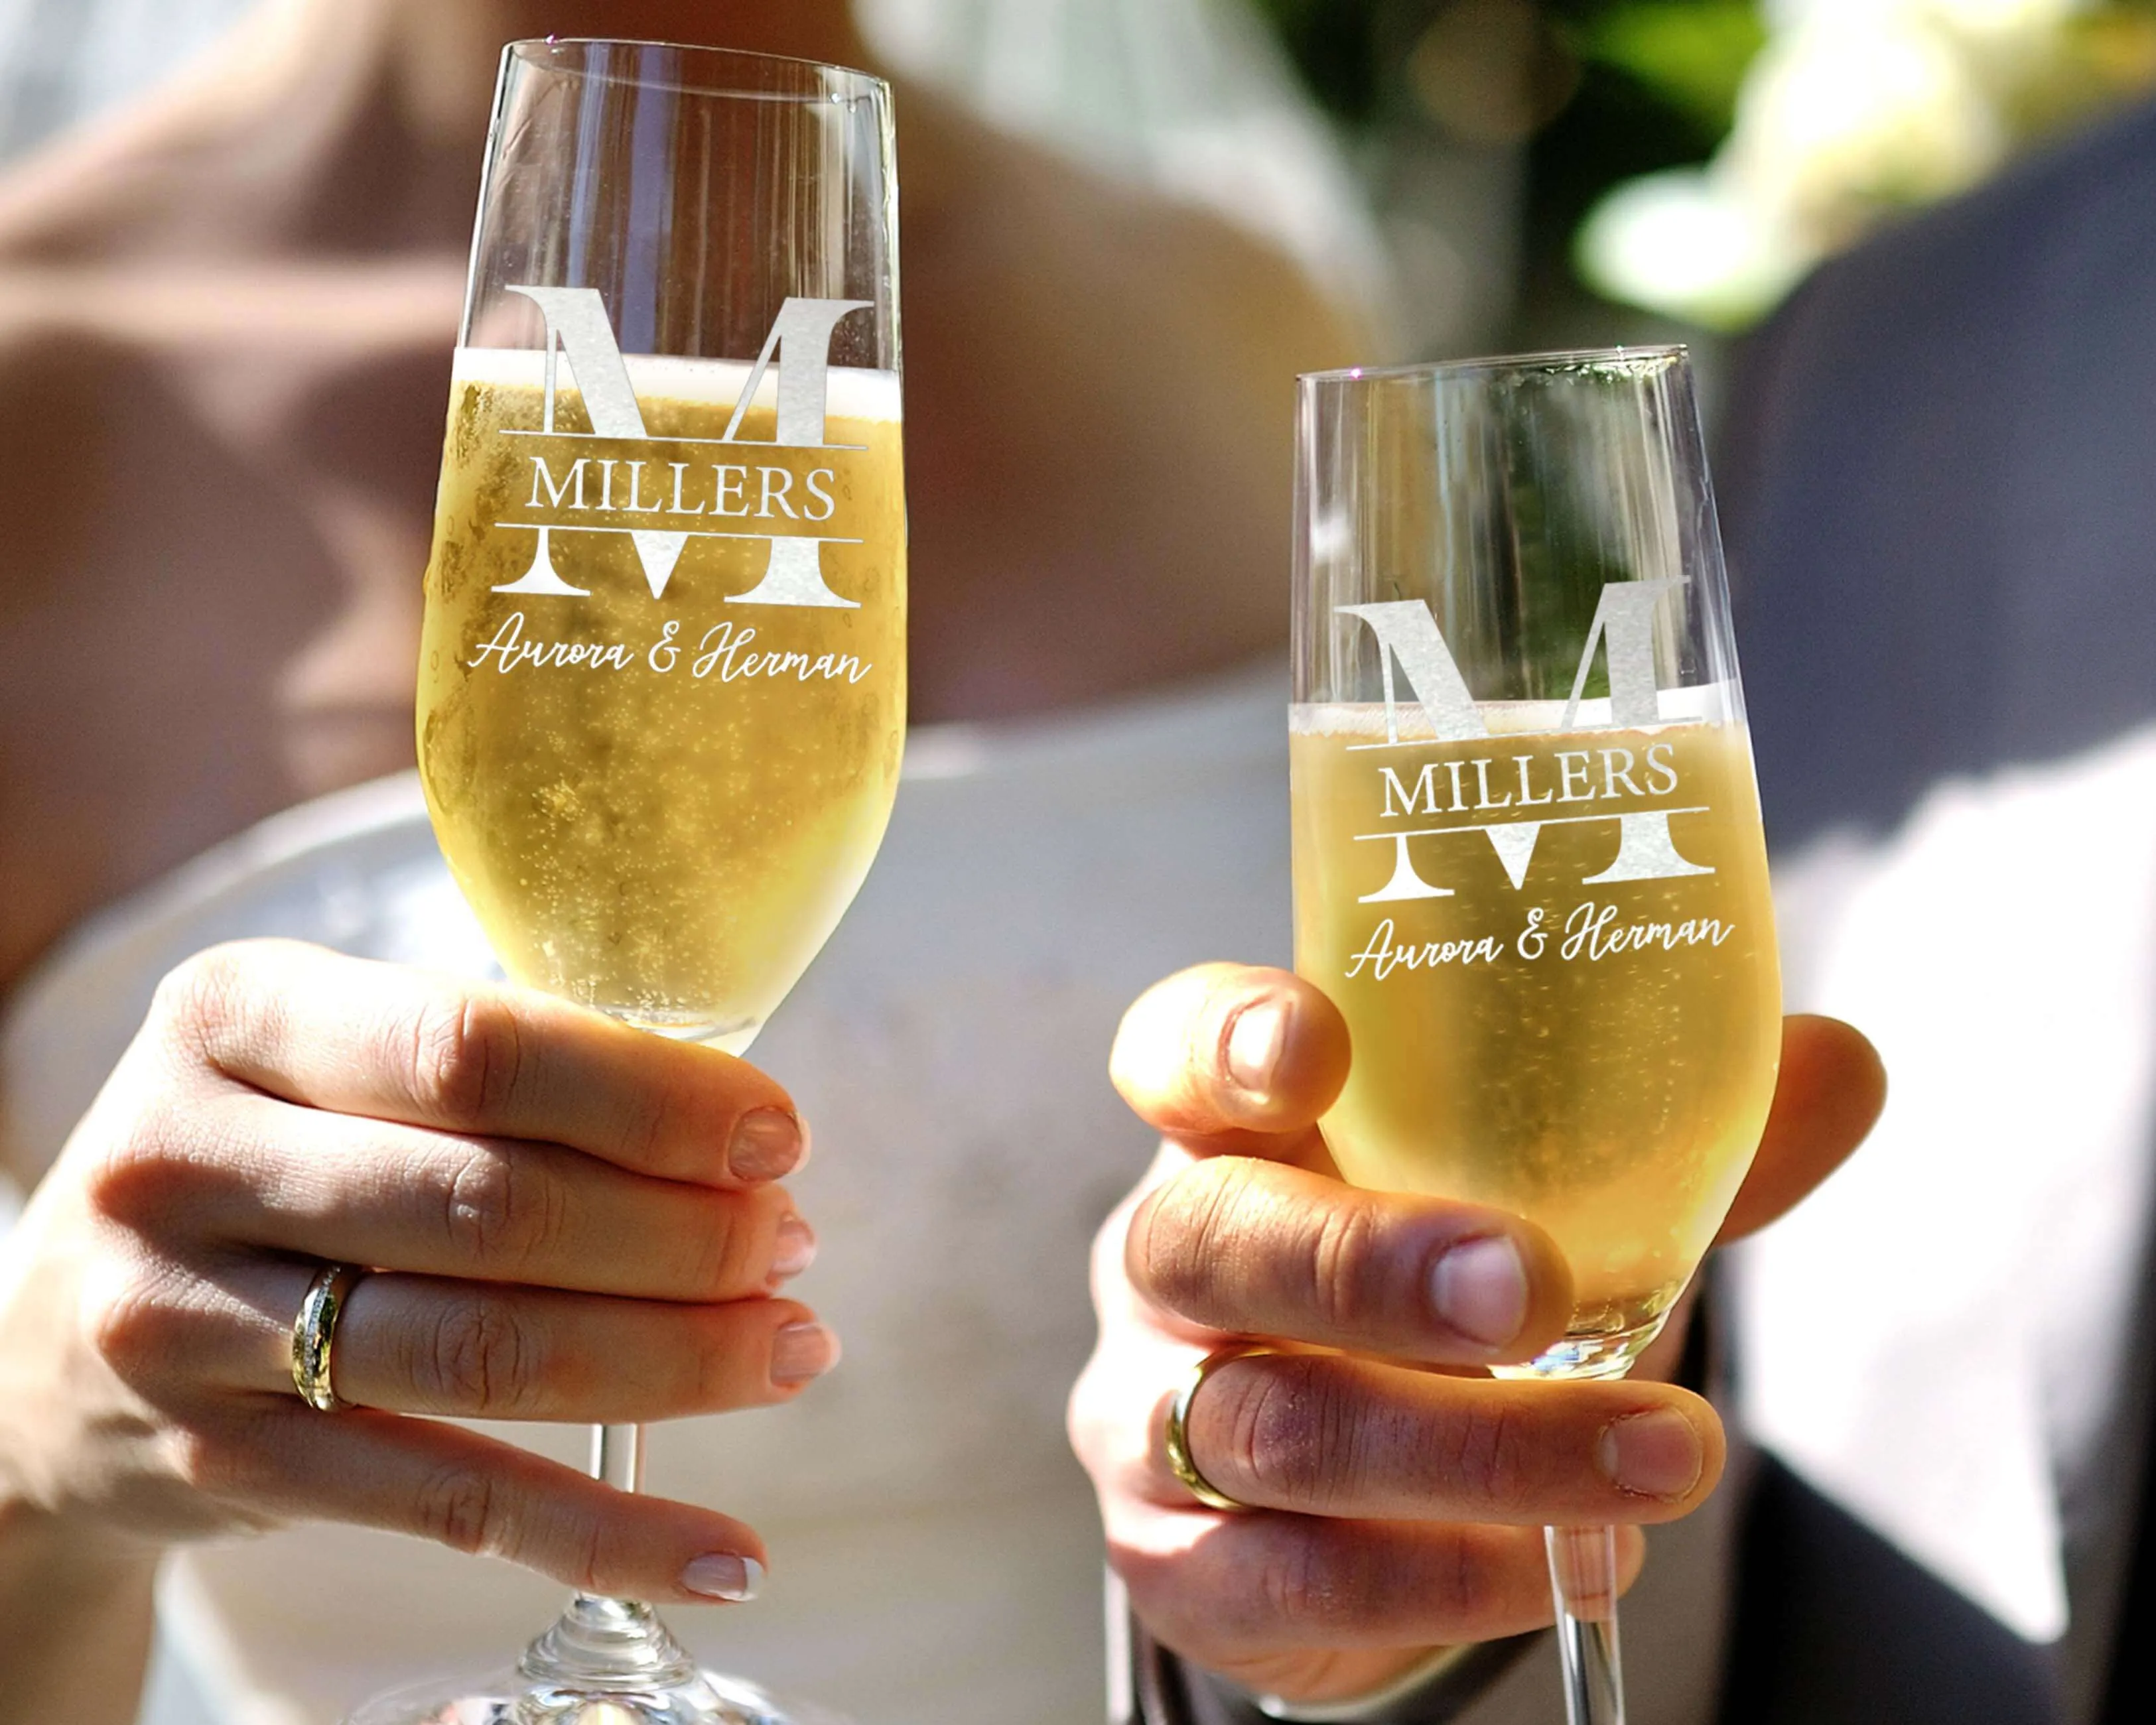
1288 350 1780 1725
362 38 904 1725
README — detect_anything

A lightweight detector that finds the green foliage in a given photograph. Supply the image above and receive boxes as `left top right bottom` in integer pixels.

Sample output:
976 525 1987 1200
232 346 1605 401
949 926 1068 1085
1562 3 1765 133
1246 0 1387 125
1252 0 1765 139
1245 0 1769 336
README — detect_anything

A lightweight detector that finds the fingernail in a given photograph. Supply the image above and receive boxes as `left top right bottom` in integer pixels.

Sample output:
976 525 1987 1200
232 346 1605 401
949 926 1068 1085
771 1321 841 1385
1225 997 1292 1097
728 1110 805 1183
1597 1411 1704 1500
771 1216 818 1280
681 1553 765 1601
728 1112 806 1181
1429 1236 1530 1348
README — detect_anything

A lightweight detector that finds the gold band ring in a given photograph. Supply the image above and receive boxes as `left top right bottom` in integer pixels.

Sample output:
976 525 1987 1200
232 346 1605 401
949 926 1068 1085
1164 1343 1281 1513
291 1263 366 1413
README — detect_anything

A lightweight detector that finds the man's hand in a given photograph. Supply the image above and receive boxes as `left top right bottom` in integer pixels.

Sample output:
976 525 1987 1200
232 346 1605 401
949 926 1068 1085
1068 963 1885 1707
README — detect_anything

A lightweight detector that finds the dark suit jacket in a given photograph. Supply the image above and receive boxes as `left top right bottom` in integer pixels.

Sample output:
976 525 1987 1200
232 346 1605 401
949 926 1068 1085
1723 101 2156 854
1130 92 2156 1725
1721 94 2156 1725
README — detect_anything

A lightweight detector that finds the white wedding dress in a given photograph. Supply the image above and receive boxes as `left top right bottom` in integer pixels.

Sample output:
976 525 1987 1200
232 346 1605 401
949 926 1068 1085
11 672 2155 1725
0 667 1290 1725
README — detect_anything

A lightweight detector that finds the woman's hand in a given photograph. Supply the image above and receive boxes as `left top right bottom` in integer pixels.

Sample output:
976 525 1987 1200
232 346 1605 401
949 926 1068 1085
0 938 837 1610
1068 963 1885 1708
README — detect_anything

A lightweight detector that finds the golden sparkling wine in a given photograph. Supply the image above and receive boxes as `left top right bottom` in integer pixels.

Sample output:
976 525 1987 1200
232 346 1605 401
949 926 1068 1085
1292 710 1781 1361
417 351 906 1048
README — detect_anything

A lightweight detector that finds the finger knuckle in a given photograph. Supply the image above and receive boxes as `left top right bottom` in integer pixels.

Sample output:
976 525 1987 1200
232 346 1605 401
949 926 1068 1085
165 1407 282 1505
1303 1202 1381 1332
409 993 524 1125
165 1423 239 1496
148 944 255 1058
1064 1348 1118 1474
1254 1532 1359 1637
80 1124 186 1227
1443 1401 1533 1511
561 1510 621 1596
1109 1538 1230 1657
1091 1196 1136 1296
84 1259 194 1383
415 1462 516 1559
613 1065 681 1173
680 1314 743 1414
1117 1580 1226 1670
1135 1160 1257 1316
1226 1360 1347 1509
425 1291 545 1414
80 1091 252 1228
1442 1525 1512 1625
677 1192 756 1297
1259 1523 1408 1639
439 1146 561 1274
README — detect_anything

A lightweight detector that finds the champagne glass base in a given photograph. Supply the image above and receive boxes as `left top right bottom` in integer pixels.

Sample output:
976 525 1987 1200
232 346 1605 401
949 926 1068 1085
346 1597 849 1725
604 1006 761 1053
1494 1317 1668 1382
344 1666 844 1725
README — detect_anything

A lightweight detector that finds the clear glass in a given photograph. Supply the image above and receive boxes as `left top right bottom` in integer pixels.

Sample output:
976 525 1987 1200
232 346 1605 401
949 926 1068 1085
360 39 903 1725
1288 350 1780 1725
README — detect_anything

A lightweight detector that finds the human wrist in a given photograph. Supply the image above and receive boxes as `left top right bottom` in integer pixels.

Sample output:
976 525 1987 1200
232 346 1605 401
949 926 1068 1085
0 1488 160 1724
0 1481 161 1597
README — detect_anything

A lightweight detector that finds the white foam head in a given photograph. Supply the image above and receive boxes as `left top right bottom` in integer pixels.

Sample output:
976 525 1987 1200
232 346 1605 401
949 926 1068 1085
452 346 902 423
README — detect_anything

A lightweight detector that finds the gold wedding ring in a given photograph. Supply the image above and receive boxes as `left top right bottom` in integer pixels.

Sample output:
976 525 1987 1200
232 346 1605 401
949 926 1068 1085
291 1263 366 1413
1164 1343 1280 1513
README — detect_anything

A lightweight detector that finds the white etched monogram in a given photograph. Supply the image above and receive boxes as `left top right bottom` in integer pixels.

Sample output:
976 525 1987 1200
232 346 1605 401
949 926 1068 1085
492 287 872 608
1339 583 1716 902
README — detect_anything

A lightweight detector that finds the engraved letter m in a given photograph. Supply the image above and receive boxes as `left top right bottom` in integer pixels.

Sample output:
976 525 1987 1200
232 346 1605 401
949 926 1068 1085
1337 583 1711 897
494 286 872 607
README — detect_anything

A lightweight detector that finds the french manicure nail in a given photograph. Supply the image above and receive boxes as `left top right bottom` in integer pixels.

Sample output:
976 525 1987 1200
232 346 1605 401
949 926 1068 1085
772 1217 818 1281
1225 998 1292 1097
771 1321 841 1385
1429 1236 1530 1348
681 1553 765 1601
729 1110 805 1183
1597 1411 1704 1500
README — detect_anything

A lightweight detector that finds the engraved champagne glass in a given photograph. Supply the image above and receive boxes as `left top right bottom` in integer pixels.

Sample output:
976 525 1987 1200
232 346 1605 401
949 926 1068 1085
357 38 904 1725
1289 350 1779 1725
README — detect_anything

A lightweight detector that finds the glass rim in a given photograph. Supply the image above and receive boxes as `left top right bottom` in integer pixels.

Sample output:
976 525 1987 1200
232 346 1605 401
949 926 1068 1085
504 37 890 104
1298 344 1690 388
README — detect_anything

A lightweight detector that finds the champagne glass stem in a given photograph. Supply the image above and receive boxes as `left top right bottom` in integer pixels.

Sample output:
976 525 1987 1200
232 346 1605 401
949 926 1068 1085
518 1421 702 1701
597 1419 644 1494
1546 1525 1625 1725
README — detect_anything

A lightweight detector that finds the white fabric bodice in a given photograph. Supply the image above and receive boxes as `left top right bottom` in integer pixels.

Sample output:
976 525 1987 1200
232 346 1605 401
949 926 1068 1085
0 667 1292 1725
1737 720 2156 1650
12 679 2155 1722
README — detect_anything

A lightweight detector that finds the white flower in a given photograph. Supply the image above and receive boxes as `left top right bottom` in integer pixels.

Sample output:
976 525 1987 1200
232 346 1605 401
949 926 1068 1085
1580 0 2109 326
1575 169 1804 332
1731 13 2006 247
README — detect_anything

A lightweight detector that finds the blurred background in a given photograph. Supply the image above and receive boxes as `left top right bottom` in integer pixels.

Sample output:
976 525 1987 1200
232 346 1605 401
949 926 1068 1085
3 7 2153 1722
7 0 2156 374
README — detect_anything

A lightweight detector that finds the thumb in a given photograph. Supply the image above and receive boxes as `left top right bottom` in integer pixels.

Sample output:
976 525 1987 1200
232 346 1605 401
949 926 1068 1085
1716 1015 1886 1244
1109 964 1351 1161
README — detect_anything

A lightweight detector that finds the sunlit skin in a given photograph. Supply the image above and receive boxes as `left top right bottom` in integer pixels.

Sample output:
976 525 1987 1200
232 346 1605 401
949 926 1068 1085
1071 965 1883 1704
0 3 1877 1721
0 0 1364 1708
0 944 833 1724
